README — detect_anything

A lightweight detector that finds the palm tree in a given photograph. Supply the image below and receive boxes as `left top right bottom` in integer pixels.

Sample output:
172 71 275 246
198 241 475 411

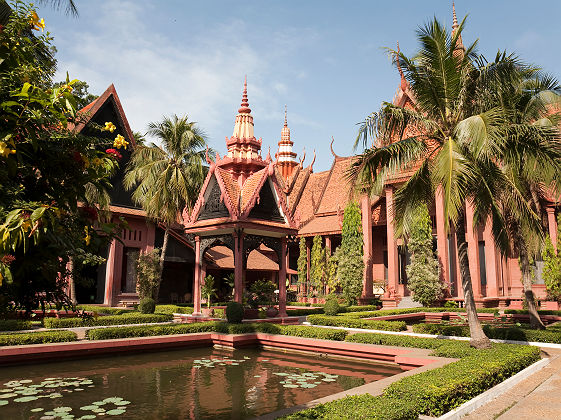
124 115 208 301
349 17 559 348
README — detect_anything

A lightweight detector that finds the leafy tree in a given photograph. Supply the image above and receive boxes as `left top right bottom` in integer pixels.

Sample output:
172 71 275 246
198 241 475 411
136 249 161 300
405 204 444 306
310 235 325 294
297 237 307 291
337 202 364 305
326 251 339 291
542 215 561 303
0 2 121 312
53 80 97 109
124 114 208 301
201 275 217 309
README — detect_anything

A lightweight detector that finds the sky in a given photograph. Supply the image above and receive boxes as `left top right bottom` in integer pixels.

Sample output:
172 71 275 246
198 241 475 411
38 0 561 172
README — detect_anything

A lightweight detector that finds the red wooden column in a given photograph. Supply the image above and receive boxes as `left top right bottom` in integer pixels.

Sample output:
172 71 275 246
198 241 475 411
483 219 499 298
233 232 244 303
465 202 482 299
385 187 399 303
435 186 450 287
361 194 373 300
305 238 311 296
547 207 558 251
325 236 332 295
193 236 202 315
278 237 288 317
104 238 120 306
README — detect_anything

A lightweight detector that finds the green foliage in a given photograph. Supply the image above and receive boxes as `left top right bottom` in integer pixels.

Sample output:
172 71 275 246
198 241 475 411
0 2 122 312
542 220 561 302
77 305 132 315
337 202 364 305
444 300 459 308
138 298 156 314
0 330 77 346
0 319 32 331
225 301 244 324
285 307 324 316
323 295 341 316
248 278 276 307
201 275 217 308
154 304 194 314
307 314 407 331
298 237 307 285
136 249 161 300
53 80 97 109
405 204 444 306
310 235 326 292
43 313 172 328
504 309 561 316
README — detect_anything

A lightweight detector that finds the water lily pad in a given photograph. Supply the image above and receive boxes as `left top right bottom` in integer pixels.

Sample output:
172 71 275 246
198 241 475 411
0 393 17 398
75 388 84 391
273 372 289 376
103 397 123 403
91 408 105 413
20 380 32 384
31 407 45 412
321 378 336 382
106 409 126 415
283 384 298 388
0 400 8 406
92 401 107 406
114 400 130 406
254 375 261 378
78 416 96 420
87 385 95 388
53 406 72 412
14 396 39 402
80 405 98 411
39 416 55 420
49 393 63 398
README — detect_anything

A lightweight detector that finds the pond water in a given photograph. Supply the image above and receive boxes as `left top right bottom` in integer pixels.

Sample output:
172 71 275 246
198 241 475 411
0 347 403 419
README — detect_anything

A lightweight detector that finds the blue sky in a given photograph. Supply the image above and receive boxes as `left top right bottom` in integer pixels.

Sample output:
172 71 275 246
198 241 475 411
39 0 561 172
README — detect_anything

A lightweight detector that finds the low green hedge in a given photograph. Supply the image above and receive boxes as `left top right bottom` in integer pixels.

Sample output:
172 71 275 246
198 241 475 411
154 304 195 315
43 313 173 328
412 323 561 344
86 322 348 341
286 308 324 316
0 319 32 331
307 315 407 332
340 307 499 319
0 330 78 346
504 309 561 316
76 305 133 315
284 333 540 419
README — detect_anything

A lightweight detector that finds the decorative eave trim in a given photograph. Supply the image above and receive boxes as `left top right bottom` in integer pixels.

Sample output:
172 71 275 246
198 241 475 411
185 167 215 225
240 168 269 217
214 167 240 219
270 170 296 228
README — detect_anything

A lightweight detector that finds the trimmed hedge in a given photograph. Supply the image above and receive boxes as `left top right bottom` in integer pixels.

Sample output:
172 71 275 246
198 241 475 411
307 315 407 332
286 308 324 316
0 319 32 331
0 330 78 346
340 307 499 319
76 305 132 315
44 313 173 328
412 322 561 344
504 309 561 316
154 304 195 315
284 333 540 419
86 322 348 342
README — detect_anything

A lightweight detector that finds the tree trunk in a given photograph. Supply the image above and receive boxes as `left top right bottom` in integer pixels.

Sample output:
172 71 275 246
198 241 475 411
456 211 492 349
515 236 546 329
68 258 77 306
154 227 170 302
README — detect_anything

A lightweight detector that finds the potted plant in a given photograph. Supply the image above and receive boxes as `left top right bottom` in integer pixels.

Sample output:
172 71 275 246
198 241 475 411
201 275 217 317
266 290 280 317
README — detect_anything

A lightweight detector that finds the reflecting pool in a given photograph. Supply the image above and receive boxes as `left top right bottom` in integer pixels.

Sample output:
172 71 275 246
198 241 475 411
0 347 403 419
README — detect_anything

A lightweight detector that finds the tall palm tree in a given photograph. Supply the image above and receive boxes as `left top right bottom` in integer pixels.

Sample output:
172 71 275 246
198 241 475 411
350 17 558 348
124 115 208 301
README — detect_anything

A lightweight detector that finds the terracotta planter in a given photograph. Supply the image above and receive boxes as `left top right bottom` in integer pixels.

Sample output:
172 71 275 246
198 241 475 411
266 307 279 318
201 307 214 317
244 308 259 319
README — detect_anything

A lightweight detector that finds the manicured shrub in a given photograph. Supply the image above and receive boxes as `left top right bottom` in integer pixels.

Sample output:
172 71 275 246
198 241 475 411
139 298 156 314
276 325 347 341
286 308 324 316
504 309 561 316
44 313 173 328
340 304 381 313
87 321 217 340
226 302 244 323
155 304 194 314
0 330 77 346
323 296 340 316
444 300 459 308
307 315 407 331
77 305 132 315
0 319 32 331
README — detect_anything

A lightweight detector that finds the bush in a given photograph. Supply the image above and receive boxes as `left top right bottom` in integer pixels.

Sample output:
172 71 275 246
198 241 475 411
0 319 32 331
504 309 561 316
87 321 217 340
154 304 194 314
0 330 77 346
136 249 161 300
43 313 173 328
323 296 340 316
77 306 132 315
444 300 459 308
307 315 407 331
139 298 156 314
286 307 324 316
226 302 244 323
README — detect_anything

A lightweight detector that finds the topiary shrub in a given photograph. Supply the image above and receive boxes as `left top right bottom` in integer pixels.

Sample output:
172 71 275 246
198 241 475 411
323 296 340 316
138 298 156 314
226 301 244 324
444 300 459 308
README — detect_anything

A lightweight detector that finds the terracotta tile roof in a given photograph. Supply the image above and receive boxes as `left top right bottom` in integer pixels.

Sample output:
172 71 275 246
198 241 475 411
299 214 342 236
287 167 310 214
215 167 240 215
293 170 329 226
240 168 268 213
205 245 279 271
315 156 355 214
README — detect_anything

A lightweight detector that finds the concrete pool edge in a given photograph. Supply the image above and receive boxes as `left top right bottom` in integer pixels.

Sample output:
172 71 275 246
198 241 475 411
0 332 448 370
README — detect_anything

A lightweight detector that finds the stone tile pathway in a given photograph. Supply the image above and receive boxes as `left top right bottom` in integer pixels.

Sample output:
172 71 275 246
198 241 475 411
463 348 561 420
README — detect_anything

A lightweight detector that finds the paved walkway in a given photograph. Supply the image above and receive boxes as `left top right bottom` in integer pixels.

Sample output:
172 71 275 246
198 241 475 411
463 348 561 420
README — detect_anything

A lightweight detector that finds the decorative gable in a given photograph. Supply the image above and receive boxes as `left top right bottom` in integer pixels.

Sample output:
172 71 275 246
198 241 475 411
198 176 230 220
248 178 284 222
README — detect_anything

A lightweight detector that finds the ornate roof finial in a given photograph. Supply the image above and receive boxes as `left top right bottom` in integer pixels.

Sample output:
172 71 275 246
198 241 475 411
238 75 251 114
310 149 316 171
330 137 340 159
284 104 288 127
452 2 458 29
396 41 407 91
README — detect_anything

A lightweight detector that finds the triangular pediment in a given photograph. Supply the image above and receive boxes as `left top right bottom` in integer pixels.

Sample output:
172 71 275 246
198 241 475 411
197 175 230 220
248 177 285 223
